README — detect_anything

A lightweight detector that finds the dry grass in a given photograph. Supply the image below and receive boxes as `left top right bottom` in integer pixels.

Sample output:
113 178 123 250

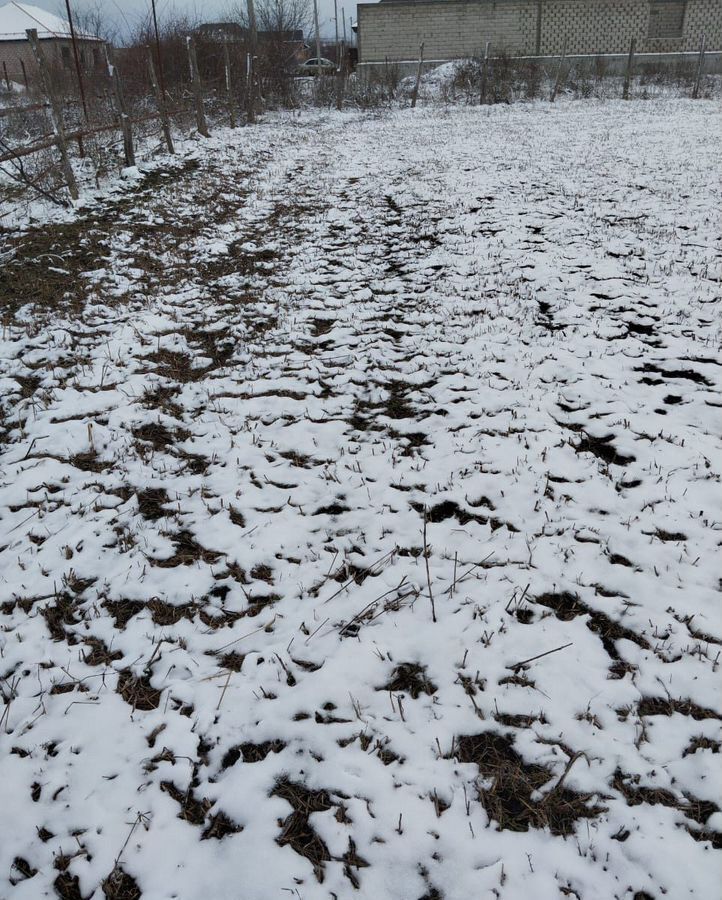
102 867 141 900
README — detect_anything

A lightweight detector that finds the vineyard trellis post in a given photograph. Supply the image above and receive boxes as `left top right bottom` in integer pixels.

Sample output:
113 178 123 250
187 36 209 138
480 40 490 104
223 39 237 127
550 36 567 102
25 28 79 200
246 0 258 123
411 42 424 108
106 45 135 167
245 52 256 124
623 37 636 100
147 46 175 154
692 33 706 99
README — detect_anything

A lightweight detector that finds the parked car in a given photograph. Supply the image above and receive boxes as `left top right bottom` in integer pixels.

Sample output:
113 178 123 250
297 57 336 75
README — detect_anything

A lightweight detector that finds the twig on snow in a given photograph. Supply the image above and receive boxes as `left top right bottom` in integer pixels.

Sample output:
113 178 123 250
423 506 437 622
507 642 573 671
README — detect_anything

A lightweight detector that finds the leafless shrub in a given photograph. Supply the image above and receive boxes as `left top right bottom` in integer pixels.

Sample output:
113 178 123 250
344 64 401 108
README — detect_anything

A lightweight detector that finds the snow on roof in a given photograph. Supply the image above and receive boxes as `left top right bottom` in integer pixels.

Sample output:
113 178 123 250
0 1 101 42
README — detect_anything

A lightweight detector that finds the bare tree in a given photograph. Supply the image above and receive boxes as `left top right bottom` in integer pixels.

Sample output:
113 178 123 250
61 0 120 45
256 0 311 35
225 0 311 103
225 0 311 43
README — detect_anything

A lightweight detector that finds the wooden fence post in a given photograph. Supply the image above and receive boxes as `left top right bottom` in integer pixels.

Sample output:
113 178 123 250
622 37 636 100
335 61 345 111
20 58 29 90
106 46 135 167
550 36 567 102
411 42 425 108
223 39 237 127
336 44 346 110
245 52 255 124
2 61 10 92
692 33 706 99
480 40 490 104
334 0 344 110
147 45 174 153
25 28 79 200
187 36 209 137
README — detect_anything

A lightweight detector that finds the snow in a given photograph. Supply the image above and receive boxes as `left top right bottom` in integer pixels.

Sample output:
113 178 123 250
0 99 721 899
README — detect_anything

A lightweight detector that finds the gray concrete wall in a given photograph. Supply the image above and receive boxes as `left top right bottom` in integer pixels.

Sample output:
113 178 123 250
356 49 722 76
357 0 722 63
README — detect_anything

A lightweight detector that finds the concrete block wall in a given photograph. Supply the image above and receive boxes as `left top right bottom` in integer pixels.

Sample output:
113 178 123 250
683 0 722 50
540 0 649 54
357 0 537 61
357 0 722 62
539 0 715 53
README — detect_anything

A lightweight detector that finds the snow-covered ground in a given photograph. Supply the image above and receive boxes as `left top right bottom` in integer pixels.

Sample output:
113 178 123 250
1 99 720 900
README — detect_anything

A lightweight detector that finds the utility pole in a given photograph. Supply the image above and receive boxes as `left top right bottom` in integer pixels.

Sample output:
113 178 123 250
313 0 321 75
334 0 340 61
63 0 88 123
334 0 343 109
247 0 257 53
246 0 258 122
151 0 166 99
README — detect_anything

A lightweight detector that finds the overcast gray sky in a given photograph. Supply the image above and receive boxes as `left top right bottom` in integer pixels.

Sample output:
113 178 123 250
30 0 373 40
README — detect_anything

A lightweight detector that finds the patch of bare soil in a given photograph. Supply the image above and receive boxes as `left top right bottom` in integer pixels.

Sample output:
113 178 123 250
453 732 604 835
271 778 335 882
612 770 721 848
379 663 437 698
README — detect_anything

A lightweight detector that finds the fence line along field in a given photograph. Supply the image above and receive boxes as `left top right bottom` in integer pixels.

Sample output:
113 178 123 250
0 3 716 213
1 74 721 900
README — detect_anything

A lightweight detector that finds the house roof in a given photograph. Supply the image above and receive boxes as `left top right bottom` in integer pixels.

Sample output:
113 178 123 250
196 22 306 43
0 1 102 42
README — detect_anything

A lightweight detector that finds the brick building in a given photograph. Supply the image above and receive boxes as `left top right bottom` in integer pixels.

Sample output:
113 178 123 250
356 0 722 64
0 1 104 88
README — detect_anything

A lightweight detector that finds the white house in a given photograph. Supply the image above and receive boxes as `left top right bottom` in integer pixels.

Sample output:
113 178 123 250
0 1 104 87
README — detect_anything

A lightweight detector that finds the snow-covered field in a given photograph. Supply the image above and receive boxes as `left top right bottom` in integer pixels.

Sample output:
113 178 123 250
1 99 720 900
